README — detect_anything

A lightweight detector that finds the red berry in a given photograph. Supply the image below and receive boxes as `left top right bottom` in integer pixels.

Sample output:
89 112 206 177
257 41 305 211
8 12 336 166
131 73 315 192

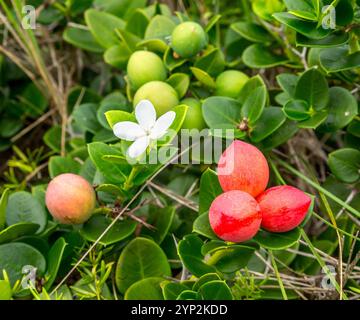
217 140 269 197
257 185 311 233
45 173 96 224
209 190 262 242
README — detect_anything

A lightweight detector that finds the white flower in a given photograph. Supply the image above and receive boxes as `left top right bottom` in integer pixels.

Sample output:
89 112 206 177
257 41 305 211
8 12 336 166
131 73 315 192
113 100 175 159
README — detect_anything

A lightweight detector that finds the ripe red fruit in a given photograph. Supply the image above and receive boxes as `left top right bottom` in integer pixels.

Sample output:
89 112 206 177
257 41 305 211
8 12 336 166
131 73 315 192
209 190 262 242
45 173 96 224
257 185 311 233
217 140 269 197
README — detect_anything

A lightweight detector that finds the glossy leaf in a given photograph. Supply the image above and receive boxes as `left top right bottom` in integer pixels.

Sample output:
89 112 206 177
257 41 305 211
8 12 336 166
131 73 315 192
254 228 301 250
328 148 360 184
80 214 137 245
295 68 329 111
178 234 216 277
243 44 289 68
115 237 171 293
6 192 47 234
0 242 46 285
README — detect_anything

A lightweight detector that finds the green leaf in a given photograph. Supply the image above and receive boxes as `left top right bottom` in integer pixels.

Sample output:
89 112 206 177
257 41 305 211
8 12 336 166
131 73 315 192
21 83 48 116
80 214 137 245
250 107 286 142
145 14 176 41
320 47 360 72
259 120 298 150
238 75 266 104
85 9 125 48
283 0 318 20
43 126 63 153
157 104 188 146
178 234 216 277
296 33 349 48
0 189 10 231
283 99 310 121
0 280 12 300
319 87 357 132
0 242 46 286
137 38 168 53
49 156 81 178
193 212 219 240
164 47 187 71
348 120 360 138
276 73 298 97
297 110 328 129
97 96 130 130
177 290 200 300
194 48 225 77
125 8 150 38
273 12 331 39
252 0 285 21
241 85 267 124
198 280 233 300
0 222 39 245
0 116 22 139
328 148 360 184
254 228 301 250
88 142 131 184
190 67 216 88
125 277 164 300
295 68 329 111
231 22 273 43
166 73 190 99
115 237 171 293
104 44 132 69
105 110 136 129
243 44 289 68
206 245 256 273
44 237 67 290
202 96 242 130
72 103 102 134
116 28 141 52
162 281 189 300
6 192 47 234
192 273 221 291
63 26 104 53
141 206 175 244
199 169 223 214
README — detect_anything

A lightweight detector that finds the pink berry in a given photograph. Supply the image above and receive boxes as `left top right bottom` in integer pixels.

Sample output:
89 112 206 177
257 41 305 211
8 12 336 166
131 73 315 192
257 185 311 233
217 140 269 197
209 190 262 242
45 173 96 224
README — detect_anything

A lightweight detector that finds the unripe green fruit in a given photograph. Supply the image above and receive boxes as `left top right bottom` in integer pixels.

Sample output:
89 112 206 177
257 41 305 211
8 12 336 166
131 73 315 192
127 51 167 90
45 173 96 225
181 98 206 130
171 22 208 58
133 81 179 115
215 70 249 99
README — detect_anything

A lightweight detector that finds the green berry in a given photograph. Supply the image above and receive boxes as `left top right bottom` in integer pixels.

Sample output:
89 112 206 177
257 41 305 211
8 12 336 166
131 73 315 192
215 70 249 99
181 97 206 130
133 81 179 115
127 51 167 90
171 22 208 58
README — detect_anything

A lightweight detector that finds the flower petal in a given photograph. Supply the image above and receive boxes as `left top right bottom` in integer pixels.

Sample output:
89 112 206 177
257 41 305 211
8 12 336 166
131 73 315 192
150 111 176 139
113 121 146 141
127 136 150 158
135 99 156 131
